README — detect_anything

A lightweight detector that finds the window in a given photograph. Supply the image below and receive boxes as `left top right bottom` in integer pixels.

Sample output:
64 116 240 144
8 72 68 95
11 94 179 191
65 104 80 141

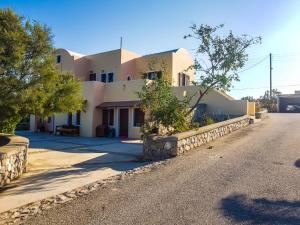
47 116 52 123
101 73 107 83
178 73 190 86
127 75 131 81
108 73 114 83
76 111 81 125
133 108 145 127
102 109 114 126
89 73 96 81
56 55 61 64
109 109 114 125
67 113 72 125
102 109 108 125
143 71 162 80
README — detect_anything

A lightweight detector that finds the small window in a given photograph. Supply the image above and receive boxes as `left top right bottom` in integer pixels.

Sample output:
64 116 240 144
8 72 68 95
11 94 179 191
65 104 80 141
127 75 131 81
134 108 145 127
67 113 72 125
89 73 96 81
143 71 162 80
109 109 114 125
108 73 114 83
56 55 61 64
178 73 190 86
76 111 81 125
101 73 107 83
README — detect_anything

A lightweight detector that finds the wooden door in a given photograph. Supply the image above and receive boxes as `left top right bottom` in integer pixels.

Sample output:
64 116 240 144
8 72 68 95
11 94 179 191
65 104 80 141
119 109 129 137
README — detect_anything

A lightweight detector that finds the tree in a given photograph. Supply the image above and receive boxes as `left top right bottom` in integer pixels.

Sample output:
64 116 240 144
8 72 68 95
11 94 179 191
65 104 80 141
0 8 83 133
241 96 255 101
184 24 261 115
258 89 281 112
137 68 191 135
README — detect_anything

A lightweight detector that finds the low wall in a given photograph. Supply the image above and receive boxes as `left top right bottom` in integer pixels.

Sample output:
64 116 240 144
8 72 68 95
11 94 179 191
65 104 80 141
0 135 29 188
143 115 250 160
255 110 268 119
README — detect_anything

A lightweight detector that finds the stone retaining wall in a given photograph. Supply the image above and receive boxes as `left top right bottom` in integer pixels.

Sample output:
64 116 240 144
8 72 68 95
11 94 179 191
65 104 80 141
143 115 250 160
0 135 29 188
255 110 268 119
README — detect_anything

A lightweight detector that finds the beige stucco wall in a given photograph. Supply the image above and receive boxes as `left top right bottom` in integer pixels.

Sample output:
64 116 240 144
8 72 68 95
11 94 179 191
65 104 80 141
85 50 121 82
103 79 145 102
247 102 256 116
136 52 173 81
120 49 141 81
172 48 195 86
172 86 248 116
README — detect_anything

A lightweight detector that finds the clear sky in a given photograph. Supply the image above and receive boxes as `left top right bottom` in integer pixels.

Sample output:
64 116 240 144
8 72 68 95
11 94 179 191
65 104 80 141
1 0 300 99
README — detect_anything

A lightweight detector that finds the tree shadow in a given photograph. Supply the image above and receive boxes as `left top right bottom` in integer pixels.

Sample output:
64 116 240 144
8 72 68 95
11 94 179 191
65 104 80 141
295 159 300 168
219 193 300 225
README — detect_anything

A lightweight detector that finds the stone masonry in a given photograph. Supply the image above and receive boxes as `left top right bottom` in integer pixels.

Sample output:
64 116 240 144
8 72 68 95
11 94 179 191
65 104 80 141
143 115 250 160
0 135 29 188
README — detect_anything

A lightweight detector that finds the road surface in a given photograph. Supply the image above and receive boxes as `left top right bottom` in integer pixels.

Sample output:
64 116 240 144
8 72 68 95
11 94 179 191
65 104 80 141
27 114 300 225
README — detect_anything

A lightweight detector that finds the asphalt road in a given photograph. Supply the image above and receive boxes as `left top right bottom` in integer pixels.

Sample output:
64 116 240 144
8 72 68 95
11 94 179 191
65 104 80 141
26 114 300 225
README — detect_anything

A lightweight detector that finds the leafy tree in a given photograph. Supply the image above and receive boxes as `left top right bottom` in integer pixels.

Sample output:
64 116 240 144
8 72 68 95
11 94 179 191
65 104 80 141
258 89 281 112
241 96 255 101
137 68 191 135
184 24 261 115
0 8 83 133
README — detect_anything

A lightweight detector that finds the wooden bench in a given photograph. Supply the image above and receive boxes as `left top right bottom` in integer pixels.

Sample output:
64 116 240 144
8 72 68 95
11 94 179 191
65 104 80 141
56 125 80 136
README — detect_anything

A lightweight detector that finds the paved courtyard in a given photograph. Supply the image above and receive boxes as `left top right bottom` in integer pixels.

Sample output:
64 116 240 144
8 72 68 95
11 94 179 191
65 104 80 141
0 132 145 213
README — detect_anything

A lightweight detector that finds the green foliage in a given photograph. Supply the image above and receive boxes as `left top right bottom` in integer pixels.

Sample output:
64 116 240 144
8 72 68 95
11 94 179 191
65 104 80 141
206 117 215 125
258 89 281 112
0 8 83 133
184 24 261 115
137 72 191 135
241 96 255 101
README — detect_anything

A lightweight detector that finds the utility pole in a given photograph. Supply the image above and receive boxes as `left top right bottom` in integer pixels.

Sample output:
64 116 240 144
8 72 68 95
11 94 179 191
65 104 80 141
269 53 272 99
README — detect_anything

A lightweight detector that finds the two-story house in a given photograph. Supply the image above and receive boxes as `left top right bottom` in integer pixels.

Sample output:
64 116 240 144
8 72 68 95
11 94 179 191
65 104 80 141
30 48 252 139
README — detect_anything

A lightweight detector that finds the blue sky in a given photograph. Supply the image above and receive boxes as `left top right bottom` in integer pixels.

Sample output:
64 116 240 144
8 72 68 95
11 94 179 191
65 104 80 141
1 0 300 99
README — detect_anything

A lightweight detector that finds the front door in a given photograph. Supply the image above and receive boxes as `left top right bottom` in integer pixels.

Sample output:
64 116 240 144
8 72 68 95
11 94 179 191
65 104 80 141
119 109 129 137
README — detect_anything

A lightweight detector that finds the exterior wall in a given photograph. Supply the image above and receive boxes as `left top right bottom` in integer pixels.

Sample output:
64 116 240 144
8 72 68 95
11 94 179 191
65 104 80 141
103 79 145 102
81 81 106 137
172 86 248 116
136 52 173 81
172 48 195 86
0 135 29 187
247 102 256 116
120 49 140 81
85 50 121 82
143 115 250 160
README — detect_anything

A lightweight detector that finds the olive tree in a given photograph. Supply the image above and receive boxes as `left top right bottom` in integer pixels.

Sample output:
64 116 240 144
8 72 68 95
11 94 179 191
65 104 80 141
184 24 261 115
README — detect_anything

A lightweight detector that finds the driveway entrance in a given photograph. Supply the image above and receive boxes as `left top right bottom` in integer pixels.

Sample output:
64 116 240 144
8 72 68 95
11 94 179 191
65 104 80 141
0 132 145 213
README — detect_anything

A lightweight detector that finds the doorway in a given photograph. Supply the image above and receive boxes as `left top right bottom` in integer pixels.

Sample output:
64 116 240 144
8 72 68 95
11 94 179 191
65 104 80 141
119 108 129 137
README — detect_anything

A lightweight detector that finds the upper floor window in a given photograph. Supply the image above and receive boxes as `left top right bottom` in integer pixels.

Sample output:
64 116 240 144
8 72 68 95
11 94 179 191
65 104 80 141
143 71 162 80
178 73 190 86
101 73 107 83
56 55 61 64
108 73 114 83
89 73 96 81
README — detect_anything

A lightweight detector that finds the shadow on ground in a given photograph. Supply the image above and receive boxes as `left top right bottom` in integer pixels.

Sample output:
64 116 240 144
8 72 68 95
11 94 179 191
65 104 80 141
219 193 300 224
295 159 300 168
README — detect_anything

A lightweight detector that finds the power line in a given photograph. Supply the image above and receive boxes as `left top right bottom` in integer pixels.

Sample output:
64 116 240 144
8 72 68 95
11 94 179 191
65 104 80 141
237 55 269 74
231 83 300 91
